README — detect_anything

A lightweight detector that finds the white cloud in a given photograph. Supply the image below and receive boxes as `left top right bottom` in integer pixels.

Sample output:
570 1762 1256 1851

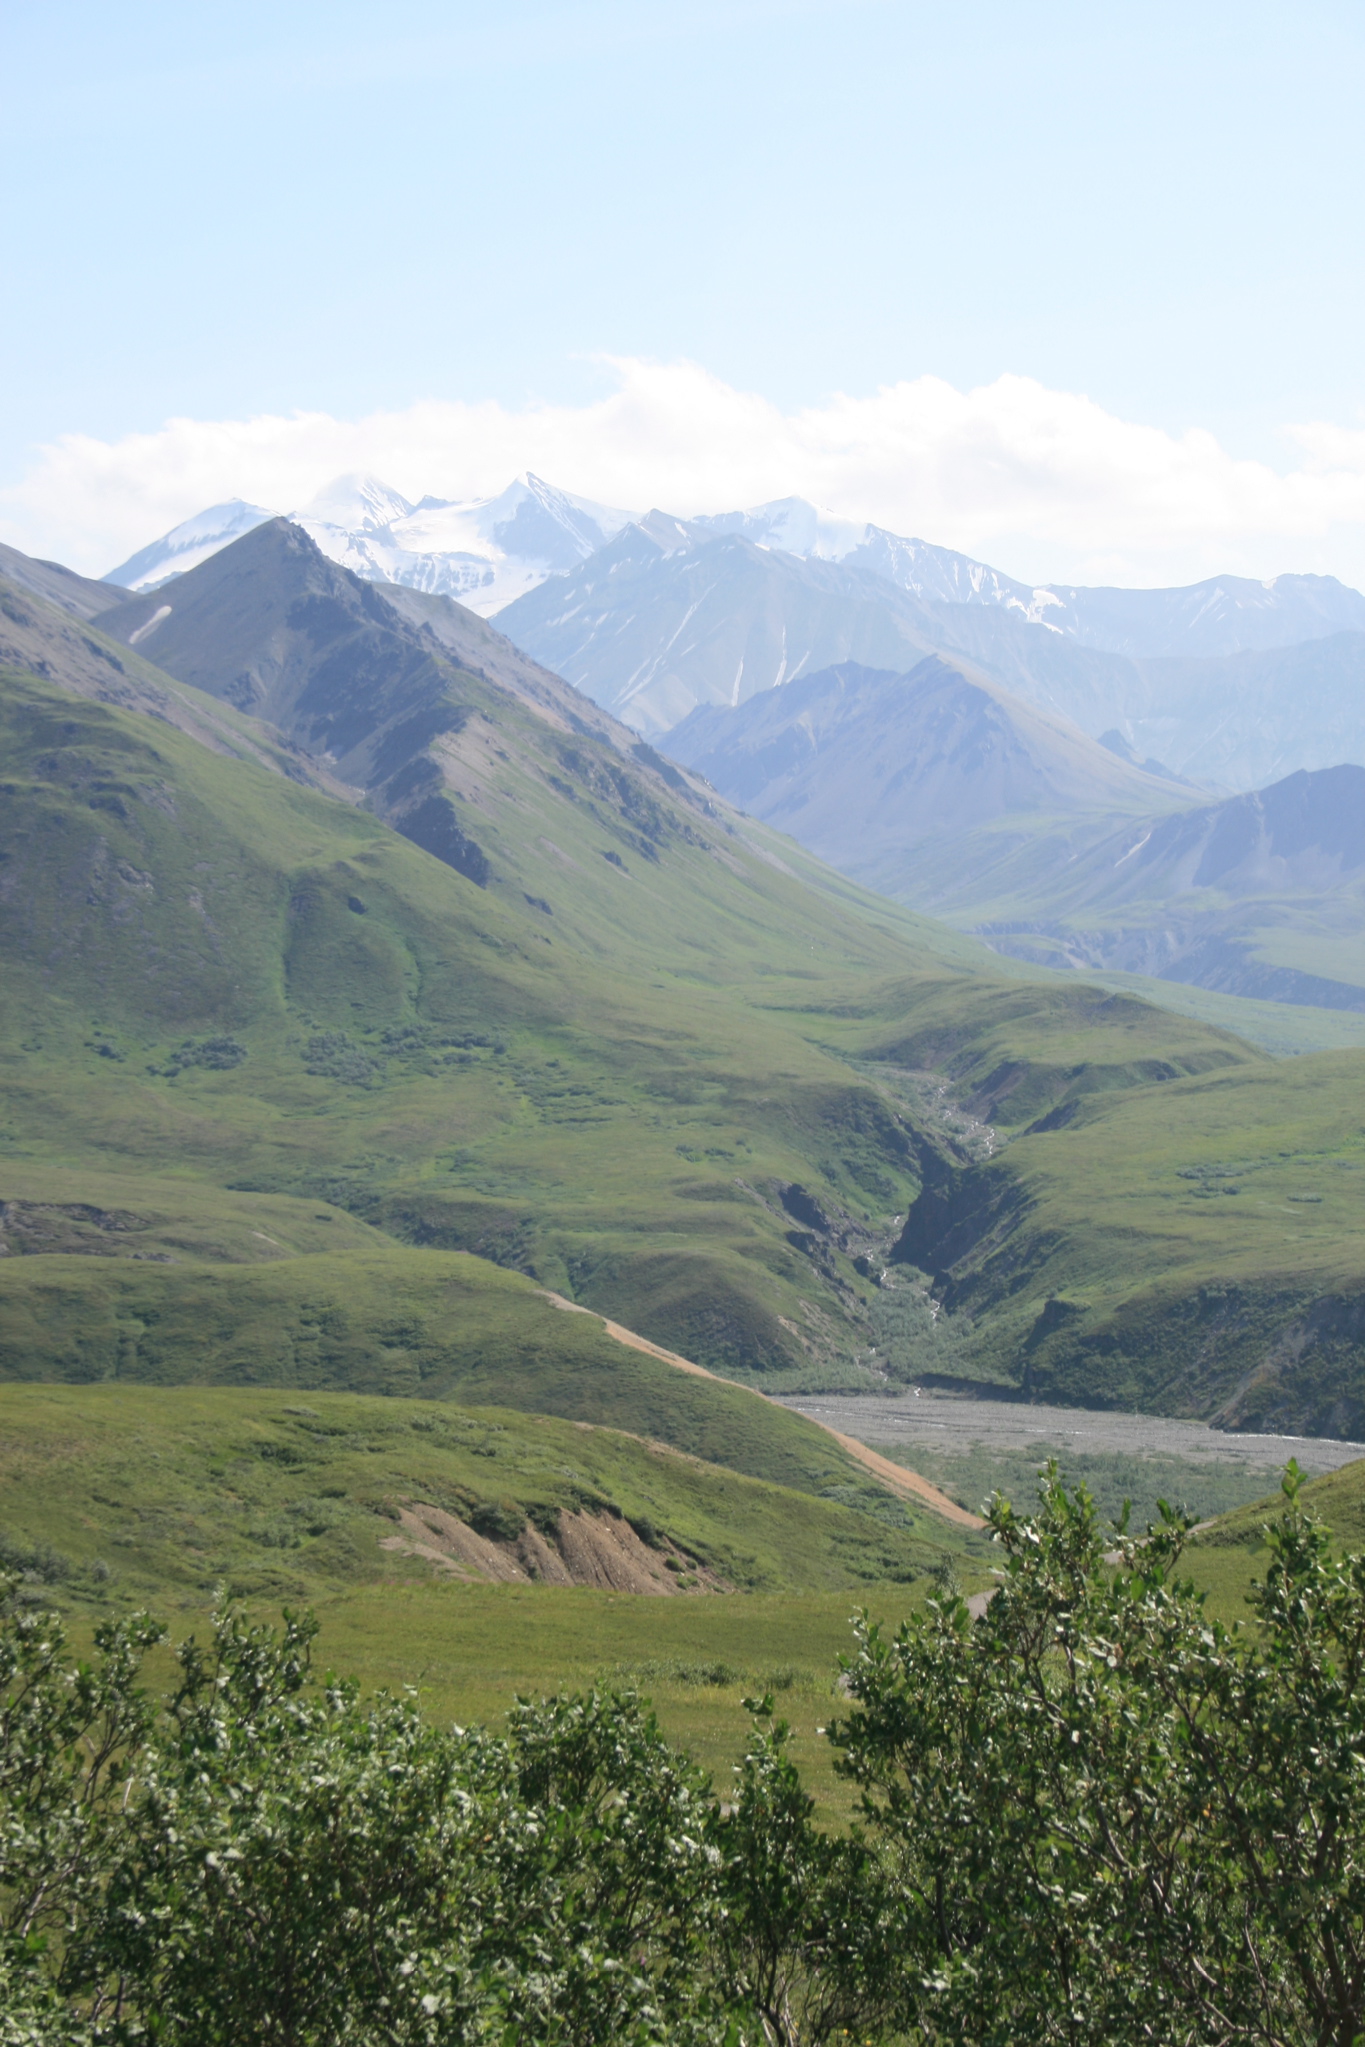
6 358 1365 589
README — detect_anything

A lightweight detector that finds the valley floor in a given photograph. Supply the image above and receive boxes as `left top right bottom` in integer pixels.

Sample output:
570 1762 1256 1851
777 1389 1365 1528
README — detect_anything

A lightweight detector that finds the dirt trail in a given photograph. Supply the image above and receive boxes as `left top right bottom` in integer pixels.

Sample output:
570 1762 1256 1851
541 1291 984 1531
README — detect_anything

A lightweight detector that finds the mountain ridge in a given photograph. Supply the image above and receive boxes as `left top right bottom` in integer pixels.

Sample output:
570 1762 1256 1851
666 654 1193 856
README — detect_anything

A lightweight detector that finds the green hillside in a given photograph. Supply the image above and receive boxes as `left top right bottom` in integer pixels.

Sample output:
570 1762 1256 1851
1195 1453 1365 1559
0 1382 966 1610
0 1382 975 1792
894 1045 1365 1432
0 1243 913 1504
2 522 1365 1439
1179 1452 1365 1627
0 635 1257 1394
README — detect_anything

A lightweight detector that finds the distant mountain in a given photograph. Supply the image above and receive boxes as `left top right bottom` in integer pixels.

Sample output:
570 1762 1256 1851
950 764 1365 1011
665 656 1365 1009
495 515 964 737
666 655 1190 877
104 473 635 616
112 483 1365 657
1105 635 1365 789
497 513 1365 795
101 486 1365 781
691 497 1365 656
105 500 277 591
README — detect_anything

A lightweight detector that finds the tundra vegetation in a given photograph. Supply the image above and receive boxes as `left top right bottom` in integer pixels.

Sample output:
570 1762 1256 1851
5 549 1365 1437
3 1465 1364 2046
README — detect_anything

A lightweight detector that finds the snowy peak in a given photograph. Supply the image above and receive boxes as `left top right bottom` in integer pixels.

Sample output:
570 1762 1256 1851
294 470 636 614
103 499 276 591
295 473 416 532
692 496 868 561
482 472 634 573
846 528 1051 616
690 501 1064 624
103 474 638 617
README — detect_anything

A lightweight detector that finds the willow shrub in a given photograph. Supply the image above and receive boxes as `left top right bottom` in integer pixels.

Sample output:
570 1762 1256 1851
3 1465 1365 2045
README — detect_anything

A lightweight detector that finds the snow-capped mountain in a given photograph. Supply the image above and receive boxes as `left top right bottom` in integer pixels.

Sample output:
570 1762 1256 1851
289 472 636 612
105 499 277 591
691 498 1365 652
106 477 1365 656
104 473 636 615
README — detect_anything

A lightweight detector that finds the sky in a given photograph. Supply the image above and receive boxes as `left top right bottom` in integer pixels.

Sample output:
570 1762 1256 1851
4 0 1365 588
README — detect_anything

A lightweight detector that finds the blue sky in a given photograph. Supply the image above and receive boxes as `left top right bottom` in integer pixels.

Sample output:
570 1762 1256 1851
6 0 1365 583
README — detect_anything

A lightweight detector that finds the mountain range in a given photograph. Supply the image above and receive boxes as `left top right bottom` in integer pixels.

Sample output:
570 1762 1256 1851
106 473 633 614
6 514 1365 1438
103 478 1365 794
497 515 1365 788
667 654 1365 1011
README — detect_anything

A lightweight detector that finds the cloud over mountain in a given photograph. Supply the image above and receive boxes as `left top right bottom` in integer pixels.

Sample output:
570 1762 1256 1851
7 358 1365 591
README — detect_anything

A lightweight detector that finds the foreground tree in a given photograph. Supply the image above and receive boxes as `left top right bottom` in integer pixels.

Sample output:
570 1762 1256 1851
835 1462 1365 2045
3 1465 1365 2044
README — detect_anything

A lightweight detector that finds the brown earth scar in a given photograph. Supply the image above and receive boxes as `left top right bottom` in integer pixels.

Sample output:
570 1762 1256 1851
539 1291 985 1531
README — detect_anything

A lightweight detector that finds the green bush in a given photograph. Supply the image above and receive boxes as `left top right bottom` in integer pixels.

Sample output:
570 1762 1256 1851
5 1469 1365 2043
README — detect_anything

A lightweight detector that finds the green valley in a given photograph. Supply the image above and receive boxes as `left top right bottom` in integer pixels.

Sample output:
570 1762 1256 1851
0 521 1363 1470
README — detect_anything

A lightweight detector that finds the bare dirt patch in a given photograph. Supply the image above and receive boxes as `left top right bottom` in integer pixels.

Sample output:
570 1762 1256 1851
380 1500 722 1595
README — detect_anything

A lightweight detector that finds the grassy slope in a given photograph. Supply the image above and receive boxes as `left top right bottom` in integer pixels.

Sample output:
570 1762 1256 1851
897 1047 1365 1431
0 1384 969 1609
1184 1454 1365 1626
0 656 947 1386
3 640 1365 1434
0 1384 976 1802
0 1247 923 1504
1076 972 1365 1057
0 660 1255 1369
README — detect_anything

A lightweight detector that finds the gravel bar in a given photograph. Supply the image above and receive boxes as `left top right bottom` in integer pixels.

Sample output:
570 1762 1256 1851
774 1392 1365 1479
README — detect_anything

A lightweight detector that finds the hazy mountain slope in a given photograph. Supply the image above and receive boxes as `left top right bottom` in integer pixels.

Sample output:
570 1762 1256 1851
1025 570 1365 657
912 765 1365 1011
495 516 953 736
0 540 130 621
1118 635 1365 788
495 513 1365 782
665 656 1191 870
368 578 660 755
919 608 1365 789
666 652 1365 1010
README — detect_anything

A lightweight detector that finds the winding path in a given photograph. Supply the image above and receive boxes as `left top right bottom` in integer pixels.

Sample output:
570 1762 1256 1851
541 1292 985 1531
